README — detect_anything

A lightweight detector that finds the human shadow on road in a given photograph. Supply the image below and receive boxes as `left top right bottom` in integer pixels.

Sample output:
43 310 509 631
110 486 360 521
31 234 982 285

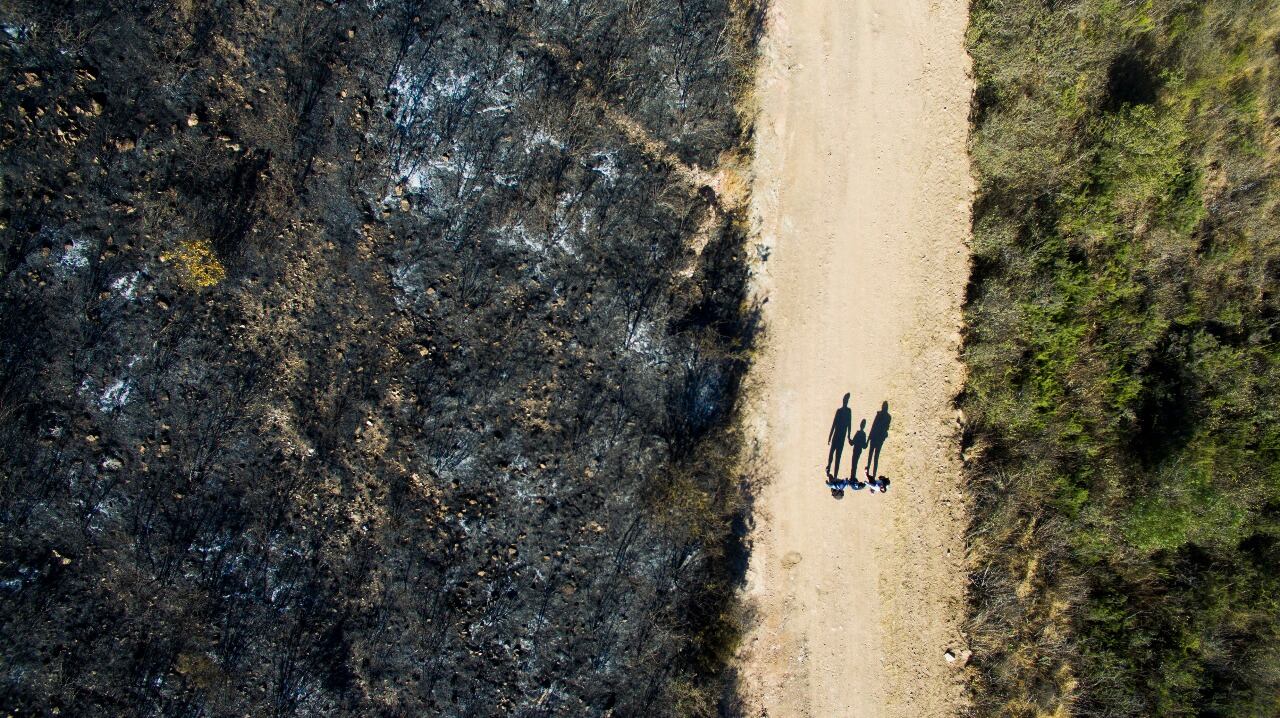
864 400 891 480
826 393 853 480
848 418 867 479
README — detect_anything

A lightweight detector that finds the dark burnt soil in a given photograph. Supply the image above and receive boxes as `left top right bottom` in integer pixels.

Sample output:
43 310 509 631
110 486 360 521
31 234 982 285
0 2 762 715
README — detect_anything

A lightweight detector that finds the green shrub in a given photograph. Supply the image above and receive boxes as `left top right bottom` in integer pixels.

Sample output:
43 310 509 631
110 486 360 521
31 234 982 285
963 0 1280 715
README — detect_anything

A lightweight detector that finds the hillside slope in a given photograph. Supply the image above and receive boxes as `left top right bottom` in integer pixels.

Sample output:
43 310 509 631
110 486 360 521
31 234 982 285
963 2 1280 715
0 1 761 714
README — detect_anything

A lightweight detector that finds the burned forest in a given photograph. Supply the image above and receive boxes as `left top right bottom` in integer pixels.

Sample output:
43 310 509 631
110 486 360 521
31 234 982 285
0 1 763 715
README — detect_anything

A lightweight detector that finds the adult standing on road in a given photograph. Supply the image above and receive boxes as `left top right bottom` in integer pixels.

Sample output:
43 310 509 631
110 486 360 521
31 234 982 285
826 393 853 480
865 400 892 479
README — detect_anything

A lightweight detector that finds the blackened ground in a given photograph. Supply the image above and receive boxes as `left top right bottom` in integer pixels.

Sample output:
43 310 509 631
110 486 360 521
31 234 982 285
0 1 762 715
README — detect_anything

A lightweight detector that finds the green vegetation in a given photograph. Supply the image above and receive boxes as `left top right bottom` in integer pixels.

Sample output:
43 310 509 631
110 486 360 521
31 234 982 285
963 1 1280 715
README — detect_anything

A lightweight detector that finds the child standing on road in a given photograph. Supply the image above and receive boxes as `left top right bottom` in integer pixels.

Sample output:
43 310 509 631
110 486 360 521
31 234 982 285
867 477 891 494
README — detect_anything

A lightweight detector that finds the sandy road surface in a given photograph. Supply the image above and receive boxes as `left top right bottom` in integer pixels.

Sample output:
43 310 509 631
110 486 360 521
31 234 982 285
740 0 973 715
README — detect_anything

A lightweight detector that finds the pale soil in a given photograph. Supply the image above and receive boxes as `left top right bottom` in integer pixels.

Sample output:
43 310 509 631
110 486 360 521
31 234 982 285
739 0 974 716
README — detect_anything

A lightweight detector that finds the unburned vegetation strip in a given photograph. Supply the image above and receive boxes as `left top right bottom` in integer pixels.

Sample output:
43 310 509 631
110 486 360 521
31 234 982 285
963 1 1280 716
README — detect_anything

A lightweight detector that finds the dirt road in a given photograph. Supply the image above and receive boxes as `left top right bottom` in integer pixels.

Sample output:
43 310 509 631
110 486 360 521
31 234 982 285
740 0 973 715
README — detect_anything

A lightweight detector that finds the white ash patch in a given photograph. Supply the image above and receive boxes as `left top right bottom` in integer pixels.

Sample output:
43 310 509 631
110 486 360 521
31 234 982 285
80 354 142 413
385 54 528 209
0 565 35 593
625 318 671 367
58 236 91 275
525 127 566 154
85 495 124 536
390 66 477 131
389 58 522 132
388 150 481 214
1 23 30 46
548 191 585 255
389 261 425 309
110 271 141 300
432 451 475 480
590 150 620 183
495 222 550 256
98 378 131 412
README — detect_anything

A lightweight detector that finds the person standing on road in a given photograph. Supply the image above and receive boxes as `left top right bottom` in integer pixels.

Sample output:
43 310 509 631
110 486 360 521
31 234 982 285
865 400 892 480
826 393 853 480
